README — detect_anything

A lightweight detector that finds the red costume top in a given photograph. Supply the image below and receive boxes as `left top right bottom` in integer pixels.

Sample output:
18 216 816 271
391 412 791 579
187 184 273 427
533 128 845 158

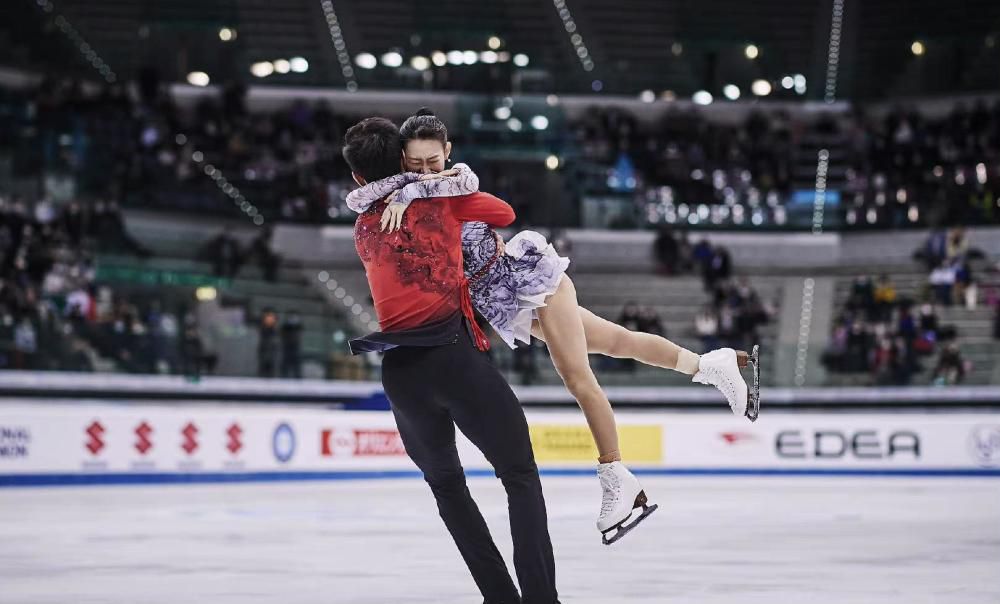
354 192 515 348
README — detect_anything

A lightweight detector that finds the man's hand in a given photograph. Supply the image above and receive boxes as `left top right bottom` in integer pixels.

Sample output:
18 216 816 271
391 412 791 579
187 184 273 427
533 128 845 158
494 231 506 255
419 168 460 181
380 193 408 232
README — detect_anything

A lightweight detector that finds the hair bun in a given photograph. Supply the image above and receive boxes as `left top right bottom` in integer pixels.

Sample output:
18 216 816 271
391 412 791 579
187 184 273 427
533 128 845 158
414 107 435 117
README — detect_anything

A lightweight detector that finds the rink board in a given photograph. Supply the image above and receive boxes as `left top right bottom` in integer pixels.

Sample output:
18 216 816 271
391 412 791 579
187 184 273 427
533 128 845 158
1 401 999 485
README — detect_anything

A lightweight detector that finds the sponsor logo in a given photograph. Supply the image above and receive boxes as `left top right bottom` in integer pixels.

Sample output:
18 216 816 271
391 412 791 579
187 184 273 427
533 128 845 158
320 428 406 457
0 426 30 458
528 424 662 463
968 425 1000 467
135 421 154 455
775 430 920 459
272 423 296 463
719 432 757 445
85 421 105 455
226 423 243 455
181 422 199 455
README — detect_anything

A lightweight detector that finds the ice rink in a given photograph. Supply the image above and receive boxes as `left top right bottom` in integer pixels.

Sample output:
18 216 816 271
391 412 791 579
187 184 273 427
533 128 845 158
2 475 998 604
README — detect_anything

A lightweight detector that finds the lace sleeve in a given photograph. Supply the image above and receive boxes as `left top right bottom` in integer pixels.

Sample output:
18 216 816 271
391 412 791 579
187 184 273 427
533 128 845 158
344 172 422 213
390 163 481 209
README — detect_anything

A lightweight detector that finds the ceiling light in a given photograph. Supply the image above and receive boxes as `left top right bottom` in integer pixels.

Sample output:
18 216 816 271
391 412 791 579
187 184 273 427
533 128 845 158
723 84 740 100
381 52 403 68
290 57 309 73
355 53 377 69
513 53 529 67
410 56 430 70
751 79 772 96
186 71 210 87
745 44 759 59
692 90 713 105
250 62 273 77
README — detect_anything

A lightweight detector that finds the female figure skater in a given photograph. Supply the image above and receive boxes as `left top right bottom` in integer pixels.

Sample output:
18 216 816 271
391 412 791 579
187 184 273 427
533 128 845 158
347 109 760 545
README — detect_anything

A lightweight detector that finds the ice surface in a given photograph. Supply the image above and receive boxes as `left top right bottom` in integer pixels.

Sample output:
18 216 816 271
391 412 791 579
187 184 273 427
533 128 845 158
1 476 997 604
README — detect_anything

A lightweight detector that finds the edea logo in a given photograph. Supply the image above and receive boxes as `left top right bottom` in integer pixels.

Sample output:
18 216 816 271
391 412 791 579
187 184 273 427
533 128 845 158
0 426 30 459
776 430 920 459
272 423 296 463
968 425 1000 467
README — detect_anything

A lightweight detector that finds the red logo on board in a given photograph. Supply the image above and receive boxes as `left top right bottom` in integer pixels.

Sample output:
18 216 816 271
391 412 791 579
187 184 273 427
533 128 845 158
135 421 153 455
226 423 243 455
85 421 105 455
181 422 199 455
321 429 406 457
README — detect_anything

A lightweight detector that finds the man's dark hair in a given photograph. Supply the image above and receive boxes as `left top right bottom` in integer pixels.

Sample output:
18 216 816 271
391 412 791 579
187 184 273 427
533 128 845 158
399 107 448 146
342 117 402 182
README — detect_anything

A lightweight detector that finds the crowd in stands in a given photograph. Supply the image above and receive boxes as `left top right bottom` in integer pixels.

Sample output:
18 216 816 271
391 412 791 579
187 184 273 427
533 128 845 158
845 102 1000 228
7 76 1000 232
0 193 164 373
571 106 794 206
4 77 358 224
821 233 994 385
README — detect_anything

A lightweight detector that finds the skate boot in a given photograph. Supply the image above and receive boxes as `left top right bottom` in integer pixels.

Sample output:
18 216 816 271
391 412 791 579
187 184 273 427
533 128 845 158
596 461 658 545
693 345 761 422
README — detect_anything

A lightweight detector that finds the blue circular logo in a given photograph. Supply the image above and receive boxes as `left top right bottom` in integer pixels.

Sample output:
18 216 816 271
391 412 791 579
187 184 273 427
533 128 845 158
272 423 296 463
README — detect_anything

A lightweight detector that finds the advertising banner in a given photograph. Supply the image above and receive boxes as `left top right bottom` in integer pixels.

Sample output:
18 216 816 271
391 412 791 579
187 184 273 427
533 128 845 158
1 402 998 485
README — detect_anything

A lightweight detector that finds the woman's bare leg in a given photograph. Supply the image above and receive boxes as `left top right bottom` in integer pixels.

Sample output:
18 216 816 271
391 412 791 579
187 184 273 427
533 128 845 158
535 277 621 462
531 307 701 375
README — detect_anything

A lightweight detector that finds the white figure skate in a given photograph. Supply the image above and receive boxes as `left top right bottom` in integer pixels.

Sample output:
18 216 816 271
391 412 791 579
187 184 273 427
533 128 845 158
596 461 658 545
693 345 761 422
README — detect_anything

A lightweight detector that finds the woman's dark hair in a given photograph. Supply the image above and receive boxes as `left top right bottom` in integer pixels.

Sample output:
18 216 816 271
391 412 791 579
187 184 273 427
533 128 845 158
399 107 448 146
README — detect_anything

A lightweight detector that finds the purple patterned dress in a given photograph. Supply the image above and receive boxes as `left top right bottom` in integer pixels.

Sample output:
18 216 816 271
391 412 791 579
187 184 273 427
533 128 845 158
346 164 569 348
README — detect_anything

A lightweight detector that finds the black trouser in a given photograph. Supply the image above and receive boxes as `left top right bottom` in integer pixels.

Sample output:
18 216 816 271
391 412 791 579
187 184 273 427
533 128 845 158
381 334 559 604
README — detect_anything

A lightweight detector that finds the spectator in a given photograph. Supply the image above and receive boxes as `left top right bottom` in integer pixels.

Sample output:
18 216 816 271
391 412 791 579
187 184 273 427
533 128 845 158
179 314 204 378
929 262 956 306
249 225 280 282
933 343 966 385
703 246 732 292
618 302 642 332
695 305 719 353
13 316 37 369
945 228 968 261
92 200 151 257
201 226 242 279
638 306 664 336
847 275 876 319
653 226 679 274
692 238 713 268
280 310 303 379
873 275 897 321
257 308 279 378
915 229 947 270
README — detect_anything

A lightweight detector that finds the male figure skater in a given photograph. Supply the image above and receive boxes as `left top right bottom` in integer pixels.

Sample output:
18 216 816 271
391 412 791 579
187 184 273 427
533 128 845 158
343 117 560 604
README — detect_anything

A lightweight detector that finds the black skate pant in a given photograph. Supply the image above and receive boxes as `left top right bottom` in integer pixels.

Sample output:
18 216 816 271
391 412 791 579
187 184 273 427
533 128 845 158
381 334 559 604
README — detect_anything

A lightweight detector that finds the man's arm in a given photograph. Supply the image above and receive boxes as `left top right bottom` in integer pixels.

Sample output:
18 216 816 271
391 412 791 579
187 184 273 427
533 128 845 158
448 192 515 227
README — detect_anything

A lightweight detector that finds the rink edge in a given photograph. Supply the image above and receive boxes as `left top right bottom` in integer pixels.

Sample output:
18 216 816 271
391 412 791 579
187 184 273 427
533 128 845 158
2 467 1000 486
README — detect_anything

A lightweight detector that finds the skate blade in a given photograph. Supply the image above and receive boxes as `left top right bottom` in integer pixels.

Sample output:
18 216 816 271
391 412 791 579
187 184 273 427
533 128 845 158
744 344 761 423
601 503 658 546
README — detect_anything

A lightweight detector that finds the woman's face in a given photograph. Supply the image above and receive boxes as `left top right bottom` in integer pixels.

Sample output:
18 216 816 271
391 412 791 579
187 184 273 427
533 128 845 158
403 139 452 174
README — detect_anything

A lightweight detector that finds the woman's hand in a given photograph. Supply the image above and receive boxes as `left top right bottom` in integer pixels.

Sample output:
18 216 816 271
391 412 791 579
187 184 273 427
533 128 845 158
494 231 506 255
418 168 460 181
380 191 408 232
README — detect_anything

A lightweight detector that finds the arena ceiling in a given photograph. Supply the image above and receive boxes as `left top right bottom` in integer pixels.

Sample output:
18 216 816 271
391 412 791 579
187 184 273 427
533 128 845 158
5 0 1000 101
